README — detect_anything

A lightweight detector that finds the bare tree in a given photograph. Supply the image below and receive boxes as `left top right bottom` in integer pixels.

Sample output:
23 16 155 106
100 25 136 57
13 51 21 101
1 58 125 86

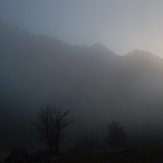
33 104 73 155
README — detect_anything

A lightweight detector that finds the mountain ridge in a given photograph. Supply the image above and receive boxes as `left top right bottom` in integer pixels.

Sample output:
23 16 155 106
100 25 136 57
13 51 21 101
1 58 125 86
1 21 162 60
124 49 162 60
1 22 163 151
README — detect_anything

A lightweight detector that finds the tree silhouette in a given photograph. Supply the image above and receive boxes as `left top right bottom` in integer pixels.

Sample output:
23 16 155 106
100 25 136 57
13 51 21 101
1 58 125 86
106 121 127 148
33 104 73 155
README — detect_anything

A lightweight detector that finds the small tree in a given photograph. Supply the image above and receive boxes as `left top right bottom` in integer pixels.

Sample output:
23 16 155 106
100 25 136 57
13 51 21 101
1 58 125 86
106 121 127 148
33 104 73 155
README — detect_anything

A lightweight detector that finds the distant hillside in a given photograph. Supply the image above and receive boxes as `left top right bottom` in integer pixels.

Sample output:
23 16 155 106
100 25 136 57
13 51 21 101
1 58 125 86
1 22 163 151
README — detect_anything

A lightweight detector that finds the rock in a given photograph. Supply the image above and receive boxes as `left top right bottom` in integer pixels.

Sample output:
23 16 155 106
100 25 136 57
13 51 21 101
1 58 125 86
5 149 28 163
4 149 58 163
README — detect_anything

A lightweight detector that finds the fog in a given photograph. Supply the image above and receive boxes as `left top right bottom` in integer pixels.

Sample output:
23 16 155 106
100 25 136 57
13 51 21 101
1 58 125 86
1 22 163 156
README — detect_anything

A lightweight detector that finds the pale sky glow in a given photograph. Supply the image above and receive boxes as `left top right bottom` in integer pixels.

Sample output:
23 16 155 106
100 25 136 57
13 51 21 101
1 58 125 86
1 0 163 56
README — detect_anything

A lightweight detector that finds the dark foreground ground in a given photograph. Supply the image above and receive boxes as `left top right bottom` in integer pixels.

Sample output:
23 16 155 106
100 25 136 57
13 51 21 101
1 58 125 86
61 143 163 163
2 143 163 163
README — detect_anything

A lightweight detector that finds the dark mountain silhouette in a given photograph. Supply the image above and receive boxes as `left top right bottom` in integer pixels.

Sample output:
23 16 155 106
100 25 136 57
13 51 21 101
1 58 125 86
1 22 163 152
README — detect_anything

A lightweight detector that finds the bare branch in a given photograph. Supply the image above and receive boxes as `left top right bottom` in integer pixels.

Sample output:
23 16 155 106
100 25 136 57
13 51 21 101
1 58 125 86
32 104 73 154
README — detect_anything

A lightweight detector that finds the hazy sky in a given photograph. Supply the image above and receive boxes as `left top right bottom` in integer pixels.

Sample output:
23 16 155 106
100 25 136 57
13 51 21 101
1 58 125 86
1 0 163 56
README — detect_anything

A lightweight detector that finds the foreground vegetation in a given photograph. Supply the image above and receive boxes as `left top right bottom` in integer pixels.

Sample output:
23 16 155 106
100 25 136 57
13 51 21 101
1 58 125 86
4 105 163 163
3 142 163 163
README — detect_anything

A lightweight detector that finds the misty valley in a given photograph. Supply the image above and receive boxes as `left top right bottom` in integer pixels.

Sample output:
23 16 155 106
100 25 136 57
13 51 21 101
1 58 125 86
1 23 163 162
